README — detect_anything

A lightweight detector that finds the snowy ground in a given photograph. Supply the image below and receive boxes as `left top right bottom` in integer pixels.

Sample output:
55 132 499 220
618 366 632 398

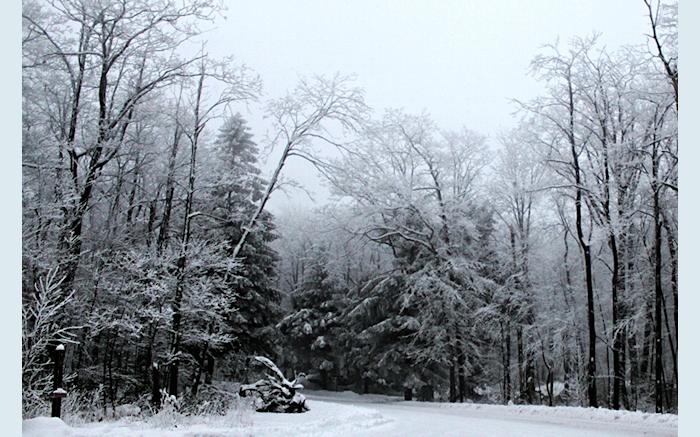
23 390 677 436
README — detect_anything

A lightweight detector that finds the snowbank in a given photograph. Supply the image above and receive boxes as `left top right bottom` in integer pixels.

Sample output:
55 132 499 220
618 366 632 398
23 417 72 436
307 389 676 428
433 401 678 428
22 400 391 437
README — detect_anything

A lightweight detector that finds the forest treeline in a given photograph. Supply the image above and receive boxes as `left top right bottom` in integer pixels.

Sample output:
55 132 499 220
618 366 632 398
21 0 677 417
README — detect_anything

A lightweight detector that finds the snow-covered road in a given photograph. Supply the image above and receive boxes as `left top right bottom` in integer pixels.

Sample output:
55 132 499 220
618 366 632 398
23 391 678 437
305 391 677 437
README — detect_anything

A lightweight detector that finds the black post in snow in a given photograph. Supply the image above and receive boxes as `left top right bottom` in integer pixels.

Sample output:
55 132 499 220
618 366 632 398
50 344 67 418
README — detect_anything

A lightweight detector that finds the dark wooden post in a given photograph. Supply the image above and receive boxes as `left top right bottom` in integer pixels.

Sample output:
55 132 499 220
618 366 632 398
151 362 161 411
50 344 67 418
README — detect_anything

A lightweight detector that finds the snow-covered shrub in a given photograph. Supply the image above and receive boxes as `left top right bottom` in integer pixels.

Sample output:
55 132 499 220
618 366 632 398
21 396 48 420
220 394 255 426
60 386 106 424
180 384 239 416
403 374 423 390
112 403 142 419
22 269 82 418
239 356 308 413
473 384 501 404
148 390 182 428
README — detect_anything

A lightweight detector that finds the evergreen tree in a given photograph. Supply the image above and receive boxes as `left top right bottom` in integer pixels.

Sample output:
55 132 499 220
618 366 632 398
197 114 282 381
278 244 347 389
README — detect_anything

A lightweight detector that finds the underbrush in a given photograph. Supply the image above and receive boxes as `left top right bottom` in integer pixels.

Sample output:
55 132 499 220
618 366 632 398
149 384 255 429
23 383 256 429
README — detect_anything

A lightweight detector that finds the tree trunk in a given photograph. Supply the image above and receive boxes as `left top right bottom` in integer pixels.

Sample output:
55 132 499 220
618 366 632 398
449 342 456 403
151 362 162 410
567 79 598 406
517 328 524 400
125 154 141 225
661 212 677 370
457 332 466 403
660 283 677 382
628 331 639 411
525 349 535 404
503 322 512 404
652 135 664 414
191 342 209 397
610 233 624 409
157 91 184 254
205 355 215 385
145 190 159 248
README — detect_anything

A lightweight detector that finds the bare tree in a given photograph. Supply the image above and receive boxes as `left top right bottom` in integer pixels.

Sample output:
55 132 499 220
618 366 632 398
644 0 678 107
524 37 600 407
23 0 221 296
491 126 546 404
231 74 368 260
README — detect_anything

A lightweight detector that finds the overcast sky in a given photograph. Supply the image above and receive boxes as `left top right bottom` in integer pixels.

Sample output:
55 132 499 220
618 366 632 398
202 0 652 213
